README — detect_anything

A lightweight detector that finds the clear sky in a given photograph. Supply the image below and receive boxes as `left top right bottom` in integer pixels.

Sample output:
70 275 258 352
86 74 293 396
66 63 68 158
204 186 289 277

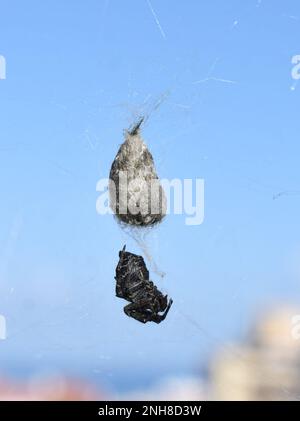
0 0 300 392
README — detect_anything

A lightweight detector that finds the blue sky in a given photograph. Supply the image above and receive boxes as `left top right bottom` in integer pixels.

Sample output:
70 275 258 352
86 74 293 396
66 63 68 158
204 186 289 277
0 0 300 391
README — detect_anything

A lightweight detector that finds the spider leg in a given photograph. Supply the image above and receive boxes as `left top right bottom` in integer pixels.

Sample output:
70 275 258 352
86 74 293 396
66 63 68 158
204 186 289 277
123 300 154 324
124 298 173 324
150 299 173 324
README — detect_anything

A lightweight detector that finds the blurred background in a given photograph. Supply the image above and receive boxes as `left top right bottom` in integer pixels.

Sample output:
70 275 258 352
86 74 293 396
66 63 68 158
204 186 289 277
0 0 300 400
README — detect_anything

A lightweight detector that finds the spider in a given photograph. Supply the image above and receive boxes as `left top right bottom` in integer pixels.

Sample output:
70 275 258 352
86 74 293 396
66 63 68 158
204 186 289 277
115 245 173 324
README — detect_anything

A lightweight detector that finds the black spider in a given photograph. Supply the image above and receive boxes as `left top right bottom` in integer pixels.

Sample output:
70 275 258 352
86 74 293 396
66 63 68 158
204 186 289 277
115 245 173 324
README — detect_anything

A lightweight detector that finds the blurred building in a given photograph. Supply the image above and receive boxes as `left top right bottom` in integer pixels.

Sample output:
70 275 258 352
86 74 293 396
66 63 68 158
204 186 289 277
211 307 300 400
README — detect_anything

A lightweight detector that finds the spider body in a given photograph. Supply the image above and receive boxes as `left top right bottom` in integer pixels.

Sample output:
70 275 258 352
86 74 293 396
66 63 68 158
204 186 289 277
115 245 173 324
